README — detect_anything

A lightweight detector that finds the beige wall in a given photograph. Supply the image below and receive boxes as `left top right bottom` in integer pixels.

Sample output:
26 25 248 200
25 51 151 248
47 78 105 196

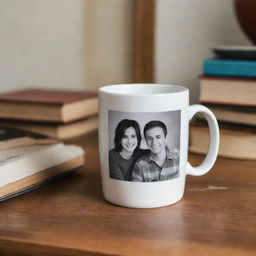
0 0 251 100
155 0 251 103
0 0 133 93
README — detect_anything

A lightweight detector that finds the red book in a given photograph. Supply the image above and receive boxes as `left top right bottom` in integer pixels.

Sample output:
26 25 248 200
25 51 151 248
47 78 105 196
0 89 98 123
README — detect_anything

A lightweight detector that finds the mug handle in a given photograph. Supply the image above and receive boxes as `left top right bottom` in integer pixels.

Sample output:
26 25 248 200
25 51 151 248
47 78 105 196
186 104 220 176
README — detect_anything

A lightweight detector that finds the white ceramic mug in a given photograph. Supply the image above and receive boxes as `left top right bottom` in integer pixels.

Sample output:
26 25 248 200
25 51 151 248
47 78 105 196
98 84 219 208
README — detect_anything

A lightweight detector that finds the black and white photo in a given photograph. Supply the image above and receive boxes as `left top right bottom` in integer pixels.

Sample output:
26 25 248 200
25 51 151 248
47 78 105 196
108 110 181 182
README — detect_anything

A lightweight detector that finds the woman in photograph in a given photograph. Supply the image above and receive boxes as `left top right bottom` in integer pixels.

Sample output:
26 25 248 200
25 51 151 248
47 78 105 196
109 119 149 181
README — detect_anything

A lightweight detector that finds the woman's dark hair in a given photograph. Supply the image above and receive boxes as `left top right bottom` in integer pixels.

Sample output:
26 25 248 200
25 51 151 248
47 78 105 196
114 119 141 152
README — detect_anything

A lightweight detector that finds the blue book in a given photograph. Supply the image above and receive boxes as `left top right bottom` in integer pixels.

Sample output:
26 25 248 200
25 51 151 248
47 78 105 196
203 59 256 78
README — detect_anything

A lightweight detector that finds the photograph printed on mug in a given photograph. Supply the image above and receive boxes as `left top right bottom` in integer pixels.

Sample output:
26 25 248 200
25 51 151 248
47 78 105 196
108 110 181 182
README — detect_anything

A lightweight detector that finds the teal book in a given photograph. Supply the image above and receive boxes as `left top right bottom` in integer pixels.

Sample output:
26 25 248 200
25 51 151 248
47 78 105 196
203 59 256 78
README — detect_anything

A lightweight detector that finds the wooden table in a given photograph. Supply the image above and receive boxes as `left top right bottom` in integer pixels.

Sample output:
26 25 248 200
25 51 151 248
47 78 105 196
0 131 255 256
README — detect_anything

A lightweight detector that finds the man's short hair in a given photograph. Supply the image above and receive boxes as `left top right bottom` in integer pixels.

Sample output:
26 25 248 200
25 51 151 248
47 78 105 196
144 120 167 138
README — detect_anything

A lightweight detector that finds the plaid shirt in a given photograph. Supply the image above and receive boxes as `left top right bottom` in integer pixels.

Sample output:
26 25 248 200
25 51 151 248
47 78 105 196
131 148 180 182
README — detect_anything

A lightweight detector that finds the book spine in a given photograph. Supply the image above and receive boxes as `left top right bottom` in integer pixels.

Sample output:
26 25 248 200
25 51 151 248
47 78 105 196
203 59 256 78
199 100 256 107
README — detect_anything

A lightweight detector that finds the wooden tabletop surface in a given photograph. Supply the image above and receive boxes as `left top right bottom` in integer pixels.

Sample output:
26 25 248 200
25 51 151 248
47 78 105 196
0 131 255 256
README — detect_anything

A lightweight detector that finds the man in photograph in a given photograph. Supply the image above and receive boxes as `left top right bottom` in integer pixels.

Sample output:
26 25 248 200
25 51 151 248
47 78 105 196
131 120 179 182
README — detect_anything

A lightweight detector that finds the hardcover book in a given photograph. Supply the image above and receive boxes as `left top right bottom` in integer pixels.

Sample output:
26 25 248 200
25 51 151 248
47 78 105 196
199 76 256 107
0 116 98 140
203 59 256 78
0 89 98 123
197 105 256 126
189 122 256 160
212 45 256 60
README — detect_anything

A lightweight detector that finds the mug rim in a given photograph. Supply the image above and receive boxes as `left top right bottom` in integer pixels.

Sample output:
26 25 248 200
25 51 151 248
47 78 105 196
99 83 188 96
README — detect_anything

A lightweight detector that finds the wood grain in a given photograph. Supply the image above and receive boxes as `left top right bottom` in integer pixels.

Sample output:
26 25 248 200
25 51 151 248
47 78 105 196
0 131 255 255
133 0 155 83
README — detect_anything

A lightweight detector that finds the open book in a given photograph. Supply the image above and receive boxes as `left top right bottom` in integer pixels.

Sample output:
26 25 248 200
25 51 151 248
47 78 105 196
0 143 84 201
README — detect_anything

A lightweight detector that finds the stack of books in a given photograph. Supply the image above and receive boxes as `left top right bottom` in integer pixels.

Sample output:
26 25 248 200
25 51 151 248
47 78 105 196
0 88 98 139
190 46 256 160
0 88 98 201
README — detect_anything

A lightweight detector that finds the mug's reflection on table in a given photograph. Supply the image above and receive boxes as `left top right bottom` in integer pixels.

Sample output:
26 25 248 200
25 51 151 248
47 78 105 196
0 131 255 256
